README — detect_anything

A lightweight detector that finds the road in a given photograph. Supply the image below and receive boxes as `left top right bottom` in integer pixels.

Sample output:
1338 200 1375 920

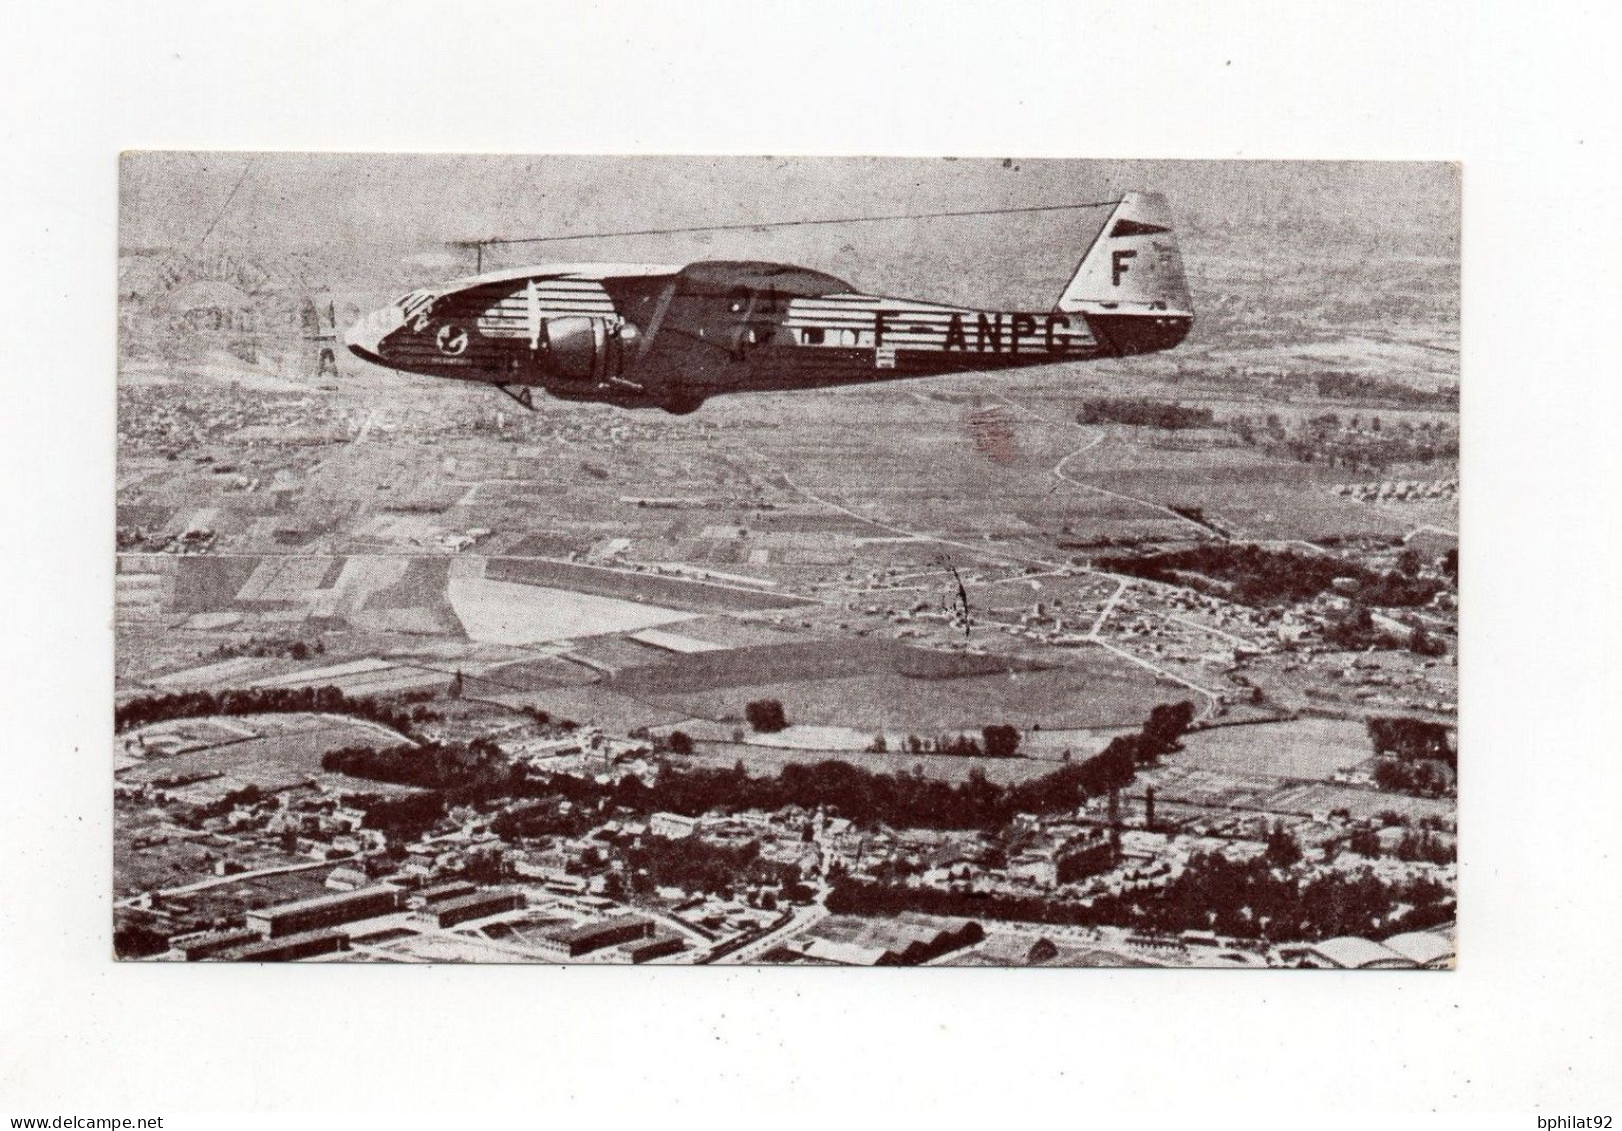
990 390 1227 541
1049 434 1222 540
1090 637 1224 721
710 902 830 965
1089 577 1131 637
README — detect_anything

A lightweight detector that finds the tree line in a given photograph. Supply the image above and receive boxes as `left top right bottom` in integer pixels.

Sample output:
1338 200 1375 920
867 724 1022 759
1098 544 1442 609
1078 397 1216 431
332 701 1198 838
115 685 436 736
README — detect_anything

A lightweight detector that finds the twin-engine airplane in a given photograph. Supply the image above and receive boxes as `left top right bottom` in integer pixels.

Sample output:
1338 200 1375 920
345 190 1193 414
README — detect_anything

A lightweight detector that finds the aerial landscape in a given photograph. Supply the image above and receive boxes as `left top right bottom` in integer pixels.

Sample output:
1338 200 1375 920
114 155 1459 968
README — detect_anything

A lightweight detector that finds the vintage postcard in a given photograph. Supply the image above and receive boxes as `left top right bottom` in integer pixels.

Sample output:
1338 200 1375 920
115 155 1458 967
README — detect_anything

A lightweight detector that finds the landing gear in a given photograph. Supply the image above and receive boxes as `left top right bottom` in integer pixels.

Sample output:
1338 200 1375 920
496 384 536 411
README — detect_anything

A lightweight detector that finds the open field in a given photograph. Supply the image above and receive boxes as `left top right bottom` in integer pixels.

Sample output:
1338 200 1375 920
641 657 1181 733
609 639 1045 697
485 556 814 612
486 686 692 733
117 713 418 798
1143 763 1454 826
676 741 1076 785
479 655 601 691
447 577 696 645
1168 718 1375 780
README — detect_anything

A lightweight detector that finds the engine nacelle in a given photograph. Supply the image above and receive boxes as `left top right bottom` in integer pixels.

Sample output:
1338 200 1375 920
542 316 629 383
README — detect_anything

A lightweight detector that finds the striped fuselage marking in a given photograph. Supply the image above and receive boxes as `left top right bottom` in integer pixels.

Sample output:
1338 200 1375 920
374 274 1111 397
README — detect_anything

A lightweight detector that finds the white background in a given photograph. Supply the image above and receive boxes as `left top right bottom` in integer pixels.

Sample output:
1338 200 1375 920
2 0 1619 1119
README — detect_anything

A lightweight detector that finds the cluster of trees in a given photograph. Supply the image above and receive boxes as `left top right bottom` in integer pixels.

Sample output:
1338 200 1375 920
1394 829 1456 864
1364 716 1456 798
115 685 434 736
1343 826 1455 864
534 749 1052 836
1078 397 1215 431
745 698 788 733
321 737 508 792
356 792 447 838
1406 626 1449 657
1320 604 1445 655
1320 607 1395 651
1225 405 1459 471
826 852 1454 944
1072 700 1198 775
1367 716 1455 765
195 782 268 820
866 726 1021 758
868 725 1021 759
113 918 172 959
209 636 327 662
621 835 798 897
980 724 1020 759
489 797 592 841
1314 372 1459 409
1343 824 1459 863
1098 544 1442 609
1264 823 1303 867
1372 757 1455 798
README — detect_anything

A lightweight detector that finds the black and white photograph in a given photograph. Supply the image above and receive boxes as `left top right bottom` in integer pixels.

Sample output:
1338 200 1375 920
5 1 1621 1122
114 155 1459 969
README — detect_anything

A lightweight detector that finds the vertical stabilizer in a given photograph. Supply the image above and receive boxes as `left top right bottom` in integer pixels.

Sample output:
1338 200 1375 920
1057 191 1193 316
1056 191 1194 355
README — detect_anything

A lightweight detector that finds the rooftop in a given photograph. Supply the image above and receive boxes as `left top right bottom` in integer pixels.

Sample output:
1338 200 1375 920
545 914 652 944
1382 930 1453 966
248 883 401 921
1310 936 1418 970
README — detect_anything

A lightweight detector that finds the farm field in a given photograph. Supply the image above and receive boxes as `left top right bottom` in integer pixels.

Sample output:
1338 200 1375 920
641 660 1180 733
478 655 601 691
609 638 1041 697
486 686 692 733
676 740 1075 785
485 556 814 612
447 577 696 645
1168 718 1375 780
1261 780 1454 825
1143 763 1454 826
117 713 418 800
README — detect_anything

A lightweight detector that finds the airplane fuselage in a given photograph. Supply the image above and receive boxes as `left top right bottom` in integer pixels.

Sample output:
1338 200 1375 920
349 264 1190 413
345 192 1195 413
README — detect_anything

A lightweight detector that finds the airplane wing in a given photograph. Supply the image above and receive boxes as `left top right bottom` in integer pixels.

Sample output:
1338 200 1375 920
604 260 855 384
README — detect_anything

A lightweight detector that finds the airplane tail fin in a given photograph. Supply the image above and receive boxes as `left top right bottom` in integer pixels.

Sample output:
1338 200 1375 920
1057 190 1194 355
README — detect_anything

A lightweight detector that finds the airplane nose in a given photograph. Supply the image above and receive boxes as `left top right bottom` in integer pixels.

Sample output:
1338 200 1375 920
344 304 403 365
